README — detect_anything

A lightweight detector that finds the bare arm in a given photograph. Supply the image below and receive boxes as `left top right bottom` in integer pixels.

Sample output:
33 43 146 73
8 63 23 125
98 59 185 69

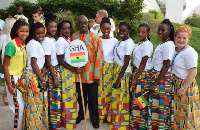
177 68 197 96
45 55 59 86
31 57 46 88
150 60 170 91
3 56 16 95
131 56 148 86
115 55 130 88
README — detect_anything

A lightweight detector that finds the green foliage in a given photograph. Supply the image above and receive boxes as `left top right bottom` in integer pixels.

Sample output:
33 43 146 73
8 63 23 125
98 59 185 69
149 9 164 20
38 0 144 34
143 13 155 21
55 10 78 34
185 13 200 28
0 0 144 35
3 0 35 24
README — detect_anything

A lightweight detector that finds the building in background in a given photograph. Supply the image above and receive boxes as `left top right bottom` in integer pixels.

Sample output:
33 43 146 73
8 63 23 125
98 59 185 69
157 0 200 23
143 0 160 12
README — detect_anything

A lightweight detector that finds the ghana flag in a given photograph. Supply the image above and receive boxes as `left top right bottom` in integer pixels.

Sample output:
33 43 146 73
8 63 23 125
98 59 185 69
135 92 149 109
70 52 85 63
15 79 28 93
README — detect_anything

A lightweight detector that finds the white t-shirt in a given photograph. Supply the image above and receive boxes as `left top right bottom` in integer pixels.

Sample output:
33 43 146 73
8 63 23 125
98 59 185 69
56 37 70 63
172 46 198 79
0 19 5 31
102 38 118 63
152 41 175 71
42 37 58 66
114 38 135 73
133 40 153 70
109 18 115 38
0 34 11 62
26 39 45 70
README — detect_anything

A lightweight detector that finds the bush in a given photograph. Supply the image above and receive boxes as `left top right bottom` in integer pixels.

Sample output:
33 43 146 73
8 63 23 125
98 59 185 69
149 9 164 20
55 10 78 34
1 0 144 35
143 13 155 21
38 0 144 34
3 0 35 24
185 13 200 28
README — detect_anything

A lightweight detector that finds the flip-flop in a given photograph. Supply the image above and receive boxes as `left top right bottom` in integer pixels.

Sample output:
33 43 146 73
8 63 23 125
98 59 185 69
3 95 9 106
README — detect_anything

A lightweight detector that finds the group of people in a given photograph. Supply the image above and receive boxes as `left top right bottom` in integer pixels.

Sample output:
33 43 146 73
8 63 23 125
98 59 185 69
0 6 199 130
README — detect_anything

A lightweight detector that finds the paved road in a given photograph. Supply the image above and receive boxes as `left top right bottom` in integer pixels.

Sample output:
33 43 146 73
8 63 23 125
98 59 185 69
0 86 109 130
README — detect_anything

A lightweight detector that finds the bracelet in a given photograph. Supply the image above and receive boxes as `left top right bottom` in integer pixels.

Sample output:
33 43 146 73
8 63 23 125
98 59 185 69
8 84 13 87
181 87 187 92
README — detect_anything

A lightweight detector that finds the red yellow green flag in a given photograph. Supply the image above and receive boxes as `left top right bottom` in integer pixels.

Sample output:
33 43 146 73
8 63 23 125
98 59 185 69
70 52 85 63
15 79 28 93
135 95 149 109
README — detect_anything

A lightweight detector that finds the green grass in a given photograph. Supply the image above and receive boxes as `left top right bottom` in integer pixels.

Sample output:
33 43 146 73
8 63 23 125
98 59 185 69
132 19 200 85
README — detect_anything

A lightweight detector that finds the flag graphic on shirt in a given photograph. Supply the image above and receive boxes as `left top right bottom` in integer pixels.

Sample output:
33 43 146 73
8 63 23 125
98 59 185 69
70 52 85 63
135 95 149 109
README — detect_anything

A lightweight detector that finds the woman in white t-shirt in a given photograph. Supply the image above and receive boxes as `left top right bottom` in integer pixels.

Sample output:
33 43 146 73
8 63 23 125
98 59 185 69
107 22 135 129
22 22 48 129
130 23 153 129
148 19 175 129
172 26 200 129
97 17 118 124
0 18 16 106
42 19 61 129
56 20 81 129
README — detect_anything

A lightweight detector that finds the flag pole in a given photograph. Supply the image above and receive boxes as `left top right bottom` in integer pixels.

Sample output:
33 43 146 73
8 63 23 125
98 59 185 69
78 65 88 130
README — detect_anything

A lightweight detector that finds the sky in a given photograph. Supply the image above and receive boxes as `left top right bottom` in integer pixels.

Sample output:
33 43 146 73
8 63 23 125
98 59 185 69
183 0 200 19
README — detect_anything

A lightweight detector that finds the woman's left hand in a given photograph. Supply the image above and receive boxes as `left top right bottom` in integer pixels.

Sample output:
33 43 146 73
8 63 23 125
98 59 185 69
177 88 186 97
114 78 121 88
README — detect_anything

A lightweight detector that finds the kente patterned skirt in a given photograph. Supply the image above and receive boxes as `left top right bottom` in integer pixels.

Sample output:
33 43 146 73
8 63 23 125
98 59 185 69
47 65 62 129
22 69 48 130
60 65 77 129
98 61 114 124
148 70 173 130
107 62 130 130
130 68 151 130
173 74 200 130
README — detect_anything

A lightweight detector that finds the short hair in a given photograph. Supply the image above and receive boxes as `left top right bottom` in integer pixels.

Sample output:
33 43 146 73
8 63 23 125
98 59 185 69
17 5 23 9
27 22 45 42
119 22 131 30
32 10 40 15
10 20 29 39
138 23 150 41
175 26 191 38
97 9 108 17
100 17 111 27
88 19 95 23
57 20 72 32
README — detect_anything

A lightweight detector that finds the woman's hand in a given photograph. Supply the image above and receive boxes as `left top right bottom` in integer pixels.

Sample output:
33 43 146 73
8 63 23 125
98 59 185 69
74 67 82 74
130 78 137 91
177 88 186 97
114 78 121 88
150 84 157 92
131 78 137 87
7 84 16 95
53 78 59 87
